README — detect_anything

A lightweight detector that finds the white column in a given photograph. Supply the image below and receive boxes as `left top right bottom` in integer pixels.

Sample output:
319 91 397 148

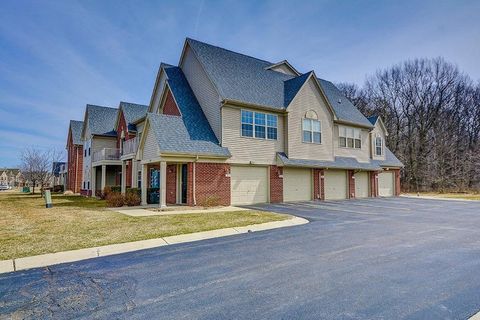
91 167 96 197
131 160 137 188
121 161 126 194
159 161 167 208
141 164 148 206
101 165 106 191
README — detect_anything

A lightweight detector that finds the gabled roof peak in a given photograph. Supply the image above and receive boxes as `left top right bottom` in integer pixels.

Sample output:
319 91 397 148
266 60 300 76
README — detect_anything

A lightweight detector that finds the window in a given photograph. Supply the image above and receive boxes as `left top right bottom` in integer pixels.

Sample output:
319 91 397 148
83 181 85 189
137 170 142 189
302 118 321 144
375 135 383 156
87 181 90 189
241 110 277 140
339 126 361 149
88 147 91 156
84 149 87 157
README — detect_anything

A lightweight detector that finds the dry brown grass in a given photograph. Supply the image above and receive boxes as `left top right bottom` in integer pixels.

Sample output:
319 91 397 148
404 192 480 200
0 192 289 260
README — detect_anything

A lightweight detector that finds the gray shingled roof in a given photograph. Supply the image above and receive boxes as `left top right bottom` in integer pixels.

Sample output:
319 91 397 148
367 115 379 125
277 152 382 170
186 38 373 127
69 120 84 145
85 104 118 136
372 148 404 168
119 102 148 131
147 113 230 157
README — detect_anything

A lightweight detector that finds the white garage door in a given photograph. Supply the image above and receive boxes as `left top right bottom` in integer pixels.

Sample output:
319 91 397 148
355 172 369 198
231 166 268 205
378 171 394 197
283 168 312 202
324 170 347 200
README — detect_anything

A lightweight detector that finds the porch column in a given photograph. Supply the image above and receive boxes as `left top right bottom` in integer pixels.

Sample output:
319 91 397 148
131 160 137 188
101 165 106 191
121 161 126 194
159 161 167 208
141 164 148 206
91 167 96 197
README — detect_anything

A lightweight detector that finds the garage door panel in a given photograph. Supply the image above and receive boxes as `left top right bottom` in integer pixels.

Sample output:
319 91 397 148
355 172 369 198
324 170 347 200
231 166 268 205
378 172 394 197
283 168 311 202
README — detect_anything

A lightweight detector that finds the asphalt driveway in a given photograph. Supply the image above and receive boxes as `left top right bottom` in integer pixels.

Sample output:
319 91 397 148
1 197 480 319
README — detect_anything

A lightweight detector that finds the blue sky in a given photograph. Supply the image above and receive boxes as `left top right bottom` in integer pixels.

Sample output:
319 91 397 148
0 0 479 167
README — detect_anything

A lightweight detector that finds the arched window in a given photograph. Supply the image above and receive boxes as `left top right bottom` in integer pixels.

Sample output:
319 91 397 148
375 134 383 156
302 110 321 144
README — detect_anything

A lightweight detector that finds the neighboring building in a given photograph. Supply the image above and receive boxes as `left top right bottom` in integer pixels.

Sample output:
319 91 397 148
66 120 84 193
80 105 119 196
51 162 67 187
134 38 403 207
115 102 148 193
0 168 22 187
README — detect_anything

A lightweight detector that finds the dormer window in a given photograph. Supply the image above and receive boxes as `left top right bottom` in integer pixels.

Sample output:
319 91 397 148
302 110 321 144
339 126 361 149
375 135 383 156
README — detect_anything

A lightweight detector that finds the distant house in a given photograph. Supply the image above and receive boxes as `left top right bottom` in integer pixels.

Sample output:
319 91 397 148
0 168 22 187
51 162 67 188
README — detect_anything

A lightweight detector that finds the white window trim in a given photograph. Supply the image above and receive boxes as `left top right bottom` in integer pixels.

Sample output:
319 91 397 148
240 109 278 141
302 118 322 144
339 126 362 149
375 135 384 156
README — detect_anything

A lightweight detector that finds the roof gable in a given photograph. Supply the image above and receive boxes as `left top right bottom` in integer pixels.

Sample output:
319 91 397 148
265 60 300 76
68 120 83 146
368 115 389 135
116 102 148 132
81 104 118 139
148 62 175 113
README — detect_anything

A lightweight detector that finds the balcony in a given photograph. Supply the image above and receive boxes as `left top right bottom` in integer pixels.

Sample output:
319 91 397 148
93 148 121 163
122 137 139 156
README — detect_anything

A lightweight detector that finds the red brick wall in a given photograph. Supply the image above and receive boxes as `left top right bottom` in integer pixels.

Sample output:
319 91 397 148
162 90 181 116
66 130 84 194
393 169 401 196
269 166 283 203
348 170 355 199
187 163 230 206
116 110 136 149
166 164 177 204
313 168 325 200
370 171 378 197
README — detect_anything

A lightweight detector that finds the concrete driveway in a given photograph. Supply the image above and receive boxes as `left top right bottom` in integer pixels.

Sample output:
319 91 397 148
1 197 480 319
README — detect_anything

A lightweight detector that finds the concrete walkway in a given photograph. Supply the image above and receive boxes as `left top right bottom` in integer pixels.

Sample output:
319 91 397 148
112 206 250 217
0 216 308 274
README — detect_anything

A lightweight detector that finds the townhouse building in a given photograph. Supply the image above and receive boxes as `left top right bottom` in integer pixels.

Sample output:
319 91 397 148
66 120 84 193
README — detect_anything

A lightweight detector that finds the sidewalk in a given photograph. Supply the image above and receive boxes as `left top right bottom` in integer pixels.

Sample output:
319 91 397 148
0 216 308 274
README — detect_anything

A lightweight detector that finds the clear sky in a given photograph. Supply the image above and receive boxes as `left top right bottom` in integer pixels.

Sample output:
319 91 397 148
0 0 479 167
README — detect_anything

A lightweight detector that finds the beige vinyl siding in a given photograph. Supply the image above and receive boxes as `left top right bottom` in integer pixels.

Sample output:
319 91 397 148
141 127 159 161
371 124 386 161
355 172 369 198
92 137 116 153
151 71 167 114
222 106 284 165
269 64 297 75
333 125 371 162
324 170 348 200
230 166 268 205
283 168 312 202
287 77 334 161
180 45 222 140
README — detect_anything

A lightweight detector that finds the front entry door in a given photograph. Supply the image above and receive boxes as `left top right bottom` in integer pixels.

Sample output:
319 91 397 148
181 164 188 204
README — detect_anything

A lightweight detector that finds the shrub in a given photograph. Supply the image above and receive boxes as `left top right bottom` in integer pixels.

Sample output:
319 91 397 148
106 192 124 207
126 187 141 197
124 192 141 206
200 195 221 208
53 185 64 193
110 186 121 193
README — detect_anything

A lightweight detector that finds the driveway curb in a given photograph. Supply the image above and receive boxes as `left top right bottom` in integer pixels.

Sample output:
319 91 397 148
0 216 308 274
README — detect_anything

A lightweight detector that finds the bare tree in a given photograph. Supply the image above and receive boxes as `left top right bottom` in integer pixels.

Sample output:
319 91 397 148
20 147 63 195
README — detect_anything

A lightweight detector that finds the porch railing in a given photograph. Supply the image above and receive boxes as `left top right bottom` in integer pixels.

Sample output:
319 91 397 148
93 148 121 162
122 137 139 156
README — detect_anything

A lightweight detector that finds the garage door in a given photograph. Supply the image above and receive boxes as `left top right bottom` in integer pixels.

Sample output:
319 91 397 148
324 170 347 200
283 168 312 202
355 172 369 198
231 166 268 205
378 171 394 197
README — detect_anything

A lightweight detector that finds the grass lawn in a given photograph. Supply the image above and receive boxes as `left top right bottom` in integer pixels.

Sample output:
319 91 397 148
405 192 480 200
0 191 290 260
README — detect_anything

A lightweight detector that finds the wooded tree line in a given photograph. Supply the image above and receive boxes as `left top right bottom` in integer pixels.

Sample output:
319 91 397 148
337 58 480 192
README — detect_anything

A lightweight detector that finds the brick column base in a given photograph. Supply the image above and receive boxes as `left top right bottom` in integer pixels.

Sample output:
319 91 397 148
187 163 231 206
269 166 283 203
393 169 401 196
313 169 324 200
348 170 355 199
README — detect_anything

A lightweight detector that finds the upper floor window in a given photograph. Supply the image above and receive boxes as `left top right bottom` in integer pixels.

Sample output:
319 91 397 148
302 110 321 144
84 149 87 157
339 126 361 149
241 110 277 140
375 135 383 156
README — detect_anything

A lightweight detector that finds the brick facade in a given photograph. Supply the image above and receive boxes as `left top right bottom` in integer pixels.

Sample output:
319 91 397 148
162 89 181 116
393 169 401 196
269 165 283 203
186 163 230 206
313 168 325 200
66 130 83 194
166 164 177 204
347 170 355 199
370 171 378 197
